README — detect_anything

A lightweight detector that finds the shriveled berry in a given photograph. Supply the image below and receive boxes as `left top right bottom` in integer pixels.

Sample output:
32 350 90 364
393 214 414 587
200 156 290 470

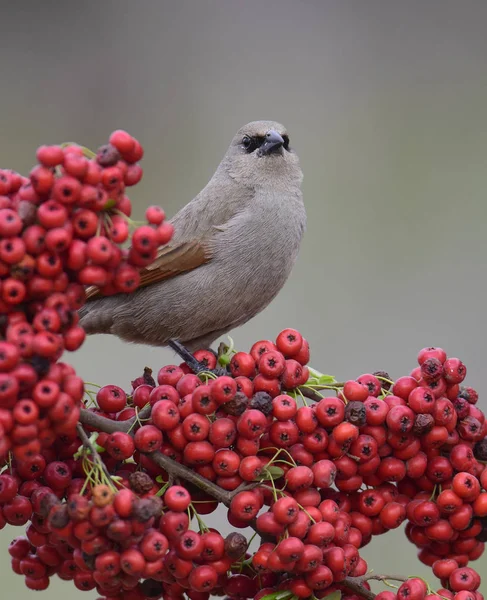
96 144 121 167
413 413 435 436
249 391 273 415
345 401 366 426
128 471 154 494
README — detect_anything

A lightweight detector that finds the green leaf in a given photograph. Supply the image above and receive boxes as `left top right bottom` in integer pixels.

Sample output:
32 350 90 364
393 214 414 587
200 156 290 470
259 466 284 480
60 142 96 159
317 374 337 385
306 366 337 386
218 354 231 366
275 592 294 600
72 444 84 460
258 592 293 600
103 198 117 210
258 594 279 600
322 592 341 600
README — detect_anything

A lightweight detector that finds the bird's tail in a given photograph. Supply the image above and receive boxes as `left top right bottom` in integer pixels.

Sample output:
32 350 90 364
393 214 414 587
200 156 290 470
78 299 113 335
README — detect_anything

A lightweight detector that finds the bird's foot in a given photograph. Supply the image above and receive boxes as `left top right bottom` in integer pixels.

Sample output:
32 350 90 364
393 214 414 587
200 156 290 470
168 339 228 377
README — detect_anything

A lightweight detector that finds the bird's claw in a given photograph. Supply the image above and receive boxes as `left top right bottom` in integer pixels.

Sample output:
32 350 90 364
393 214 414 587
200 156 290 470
205 366 229 377
168 339 227 377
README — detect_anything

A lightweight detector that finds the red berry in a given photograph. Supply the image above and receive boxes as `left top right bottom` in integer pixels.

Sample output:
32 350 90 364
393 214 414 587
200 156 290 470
105 431 135 460
188 564 218 592
52 175 81 204
164 485 192 512
36 145 64 167
152 399 181 431
230 491 261 521
134 424 163 452
109 130 136 155
250 340 278 363
155 221 173 244
443 358 467 384
96 384 127 412
418 346 447 365
276 328 303 357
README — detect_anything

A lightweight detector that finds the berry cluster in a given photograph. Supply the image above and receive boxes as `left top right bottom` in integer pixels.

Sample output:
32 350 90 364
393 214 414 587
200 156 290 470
0 130 171 461
0 135 484 600
0 131 175 595
3 332 485 600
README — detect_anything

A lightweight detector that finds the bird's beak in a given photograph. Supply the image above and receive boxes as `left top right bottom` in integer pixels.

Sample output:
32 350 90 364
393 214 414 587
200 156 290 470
258 130 285 156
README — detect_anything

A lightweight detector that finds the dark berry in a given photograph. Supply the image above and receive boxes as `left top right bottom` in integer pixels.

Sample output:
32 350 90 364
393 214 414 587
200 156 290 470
249 391 273 415
345 401 366 426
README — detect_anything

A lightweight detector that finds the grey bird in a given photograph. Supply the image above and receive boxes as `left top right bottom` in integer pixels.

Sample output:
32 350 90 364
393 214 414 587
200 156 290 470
79 120 306 353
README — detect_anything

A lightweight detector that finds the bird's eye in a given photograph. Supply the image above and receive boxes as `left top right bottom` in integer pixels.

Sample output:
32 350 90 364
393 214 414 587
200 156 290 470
282 135 290 151
242 135 266 153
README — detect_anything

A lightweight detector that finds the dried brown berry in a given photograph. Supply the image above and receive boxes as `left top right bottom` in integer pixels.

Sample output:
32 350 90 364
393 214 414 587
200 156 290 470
38 492 60 518
250 391 273 415
129 471 154 495
373 371 392 391
140 579 164 598
48 504 70 530
474 438 487 461
345 401 366 426
458 386 479 405
96 144 121 167
476 517 487 542
413 413 435 436
224 532 248 559
222 391 249 416
132 496 162 522
143 367 156 387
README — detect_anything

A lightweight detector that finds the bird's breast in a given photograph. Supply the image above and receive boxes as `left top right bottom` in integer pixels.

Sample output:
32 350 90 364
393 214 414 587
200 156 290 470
208 191 305 314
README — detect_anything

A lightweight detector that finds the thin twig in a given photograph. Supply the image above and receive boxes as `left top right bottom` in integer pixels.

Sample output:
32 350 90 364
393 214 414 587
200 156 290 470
297 383 347 402
361 575 408 583
76 423 114 485
231 481 261 496
298 386 326 402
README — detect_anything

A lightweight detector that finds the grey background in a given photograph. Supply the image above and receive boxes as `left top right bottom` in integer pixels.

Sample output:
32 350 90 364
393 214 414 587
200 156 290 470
1 0 487 596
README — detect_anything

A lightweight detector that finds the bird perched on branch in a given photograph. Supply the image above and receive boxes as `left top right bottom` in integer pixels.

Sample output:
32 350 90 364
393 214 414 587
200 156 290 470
79 120 306 353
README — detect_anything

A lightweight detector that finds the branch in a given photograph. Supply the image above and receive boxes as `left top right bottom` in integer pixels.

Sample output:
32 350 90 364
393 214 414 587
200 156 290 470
78 411 410 584
80 408 132 433
78 406 257 506
147 450 233 505
298 383 346 403
342 574 409 600
79 404 151 433
341 577 376 600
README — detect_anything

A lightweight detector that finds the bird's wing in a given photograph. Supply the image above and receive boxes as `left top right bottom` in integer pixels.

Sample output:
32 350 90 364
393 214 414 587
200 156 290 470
85 239 211 300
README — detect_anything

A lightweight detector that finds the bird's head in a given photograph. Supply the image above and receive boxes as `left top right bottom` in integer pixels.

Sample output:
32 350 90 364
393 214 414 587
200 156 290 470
223 120 302 188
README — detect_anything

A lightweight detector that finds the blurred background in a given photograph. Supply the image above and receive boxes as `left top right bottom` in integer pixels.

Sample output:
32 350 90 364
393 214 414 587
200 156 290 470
1 0 487 596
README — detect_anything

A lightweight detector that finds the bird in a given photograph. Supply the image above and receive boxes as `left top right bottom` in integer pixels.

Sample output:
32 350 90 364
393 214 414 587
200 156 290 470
79 120 306 356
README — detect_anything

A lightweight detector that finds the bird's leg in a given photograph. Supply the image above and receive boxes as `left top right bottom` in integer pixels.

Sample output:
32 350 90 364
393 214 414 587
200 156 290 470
168 340 202 372
168 339 227 376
